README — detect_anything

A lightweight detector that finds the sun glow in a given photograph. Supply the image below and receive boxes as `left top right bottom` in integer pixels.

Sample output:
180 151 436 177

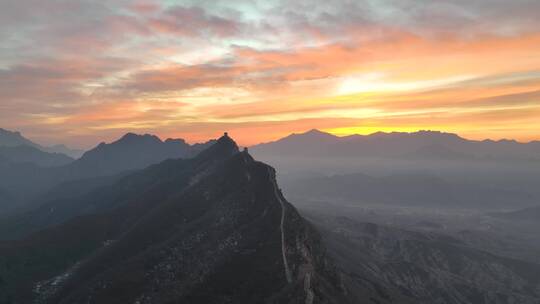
337 73 478 95
2 1 540 148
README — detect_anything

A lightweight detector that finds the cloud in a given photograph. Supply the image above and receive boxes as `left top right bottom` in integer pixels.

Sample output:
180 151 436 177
147 6 240 37
121 62 243 93
1 0 540 147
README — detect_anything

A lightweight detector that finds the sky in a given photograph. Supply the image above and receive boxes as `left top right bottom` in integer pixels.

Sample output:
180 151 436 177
1 0 539 148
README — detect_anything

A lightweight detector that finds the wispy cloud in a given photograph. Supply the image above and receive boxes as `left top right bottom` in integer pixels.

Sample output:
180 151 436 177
1 0 539 147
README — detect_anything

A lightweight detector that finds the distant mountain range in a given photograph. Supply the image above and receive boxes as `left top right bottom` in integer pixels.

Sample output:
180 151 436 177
252 129 540 161
46 144 85 159
65 132 215 179
0 128 84 158
0 128 40 148
0 132 214 214
0 134 350 304
0 145 74 167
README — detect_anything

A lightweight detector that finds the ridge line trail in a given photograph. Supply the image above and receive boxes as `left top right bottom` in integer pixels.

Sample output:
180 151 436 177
268 167 293 284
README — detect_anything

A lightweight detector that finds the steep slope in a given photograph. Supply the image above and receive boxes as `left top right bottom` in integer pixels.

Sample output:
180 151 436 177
0 135 350 304
0 145 74 167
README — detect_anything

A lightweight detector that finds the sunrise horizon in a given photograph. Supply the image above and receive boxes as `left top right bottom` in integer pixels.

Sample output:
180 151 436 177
2 1 539 149
4 126 538 151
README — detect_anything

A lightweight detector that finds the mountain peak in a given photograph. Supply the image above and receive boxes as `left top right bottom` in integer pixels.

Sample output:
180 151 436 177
306 128 326 135
220 132 238 148
416 130 463 139
283 129 336 141
0 128 40 148
117 133 162 144
217 132 236 145
70 133 215 179
302 129 335 137
197 132 239 160
164 138 187 145
10 131 349 304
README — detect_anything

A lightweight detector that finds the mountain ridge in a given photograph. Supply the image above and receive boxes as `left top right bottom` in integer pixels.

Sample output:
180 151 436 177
0 132 215 216
0 134 351 304
0 128 40 148
0 128 83 158
251 129 540 161
256 129 539 146
0 145 74 167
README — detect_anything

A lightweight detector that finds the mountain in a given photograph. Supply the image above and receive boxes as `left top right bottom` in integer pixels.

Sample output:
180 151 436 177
314 215 540 304
0 134 350 304
0 127 83 158
251 129 347 158
65 133 215 179
0 128 40 148
0 133 215 213
44 144 85 159
251 129 540 161
0 145 74 167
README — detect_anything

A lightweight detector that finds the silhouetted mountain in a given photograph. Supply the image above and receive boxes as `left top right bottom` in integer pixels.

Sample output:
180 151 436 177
0 133 214 215
315 216 540 304
0 127 83 158
252 129 540 161
44 144 85 159
66 133 214 179
0 134 350 304
0 128 40 148
0 145 74 167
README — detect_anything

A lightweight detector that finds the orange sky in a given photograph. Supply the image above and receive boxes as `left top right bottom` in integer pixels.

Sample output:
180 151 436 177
1 1 539 148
